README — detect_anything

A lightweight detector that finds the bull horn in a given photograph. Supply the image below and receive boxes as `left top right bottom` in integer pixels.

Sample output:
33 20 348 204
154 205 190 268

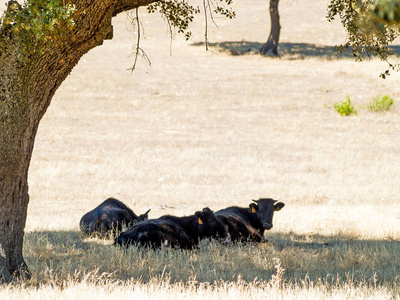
252 199 258 203
144 209 151 215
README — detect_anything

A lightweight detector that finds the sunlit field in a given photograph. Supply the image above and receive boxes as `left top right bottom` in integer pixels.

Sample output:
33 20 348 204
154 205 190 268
2 0 400 298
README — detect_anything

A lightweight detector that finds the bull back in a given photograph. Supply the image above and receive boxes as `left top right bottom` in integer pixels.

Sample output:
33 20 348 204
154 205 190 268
79 197 151 238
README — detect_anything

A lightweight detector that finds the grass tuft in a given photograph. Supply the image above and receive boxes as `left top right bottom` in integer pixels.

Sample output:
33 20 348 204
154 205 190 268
367 95 394 112
333 96 358 116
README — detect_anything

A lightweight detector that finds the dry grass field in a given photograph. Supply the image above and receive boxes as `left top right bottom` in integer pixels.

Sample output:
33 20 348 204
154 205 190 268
2 0 400 298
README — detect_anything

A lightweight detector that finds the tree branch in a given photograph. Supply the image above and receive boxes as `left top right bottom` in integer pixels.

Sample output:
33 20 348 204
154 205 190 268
127 8 151 72
112 0 160 16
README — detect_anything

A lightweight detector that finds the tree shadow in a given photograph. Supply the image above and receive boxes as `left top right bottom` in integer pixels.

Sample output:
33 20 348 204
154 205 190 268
192 41 400 59
23 230 114 283
22 230 400 288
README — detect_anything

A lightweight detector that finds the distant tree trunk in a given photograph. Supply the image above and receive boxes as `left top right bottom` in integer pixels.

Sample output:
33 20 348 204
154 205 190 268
0 0 157 283
260 0 281 56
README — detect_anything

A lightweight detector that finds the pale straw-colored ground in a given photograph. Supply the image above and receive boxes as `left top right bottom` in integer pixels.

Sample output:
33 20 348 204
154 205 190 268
6 0 400 298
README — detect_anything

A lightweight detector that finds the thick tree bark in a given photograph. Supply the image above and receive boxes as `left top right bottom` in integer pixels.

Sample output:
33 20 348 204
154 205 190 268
0 120 33 282
0 0 156 282
260 0 280 56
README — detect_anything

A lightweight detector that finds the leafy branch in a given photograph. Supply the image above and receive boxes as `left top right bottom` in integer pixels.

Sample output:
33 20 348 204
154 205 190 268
327 0 400 78
1 0 76 58
147 0 200 41
128 0 235 69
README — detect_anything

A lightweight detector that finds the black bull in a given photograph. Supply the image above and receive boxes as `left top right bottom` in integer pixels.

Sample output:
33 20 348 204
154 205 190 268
114 207 230 249
80 198 151 237
215 198 285 242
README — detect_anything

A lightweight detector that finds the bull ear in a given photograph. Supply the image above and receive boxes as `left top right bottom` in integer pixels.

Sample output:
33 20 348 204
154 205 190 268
249 203 258 213
274 202 285 211
138 209 151 221
203 207 213 214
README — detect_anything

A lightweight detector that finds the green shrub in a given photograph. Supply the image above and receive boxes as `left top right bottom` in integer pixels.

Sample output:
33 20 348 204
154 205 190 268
334 96 358 116
1 0 76 58
367 95 394 112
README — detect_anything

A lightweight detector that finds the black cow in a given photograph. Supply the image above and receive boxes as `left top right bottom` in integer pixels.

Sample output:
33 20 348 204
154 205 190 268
114 207 230 249
215 198 284 243
80 197 151 238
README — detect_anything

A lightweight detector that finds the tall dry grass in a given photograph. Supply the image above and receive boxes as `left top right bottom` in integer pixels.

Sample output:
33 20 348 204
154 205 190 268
2 232 399 298
3 0 400 298
22 232 399 286
1 276 396 300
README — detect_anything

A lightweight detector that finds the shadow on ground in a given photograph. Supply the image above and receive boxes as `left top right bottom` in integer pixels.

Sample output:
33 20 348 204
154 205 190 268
192 41 400 59
23 230 400 286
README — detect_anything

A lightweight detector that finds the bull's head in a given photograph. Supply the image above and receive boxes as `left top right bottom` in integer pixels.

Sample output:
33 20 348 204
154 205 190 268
249 198 285 230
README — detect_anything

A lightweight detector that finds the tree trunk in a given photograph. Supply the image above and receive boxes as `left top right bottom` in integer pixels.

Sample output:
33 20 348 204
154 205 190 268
0 124 34 282
0 0 157 282
260 0 281 56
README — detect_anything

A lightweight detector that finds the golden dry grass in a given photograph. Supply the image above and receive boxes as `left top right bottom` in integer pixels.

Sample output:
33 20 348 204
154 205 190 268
3 0 400 298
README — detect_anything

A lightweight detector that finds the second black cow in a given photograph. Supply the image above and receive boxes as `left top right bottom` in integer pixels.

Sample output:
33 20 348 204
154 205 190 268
114 207 230 249
215 198 284 243
80 197 151 238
